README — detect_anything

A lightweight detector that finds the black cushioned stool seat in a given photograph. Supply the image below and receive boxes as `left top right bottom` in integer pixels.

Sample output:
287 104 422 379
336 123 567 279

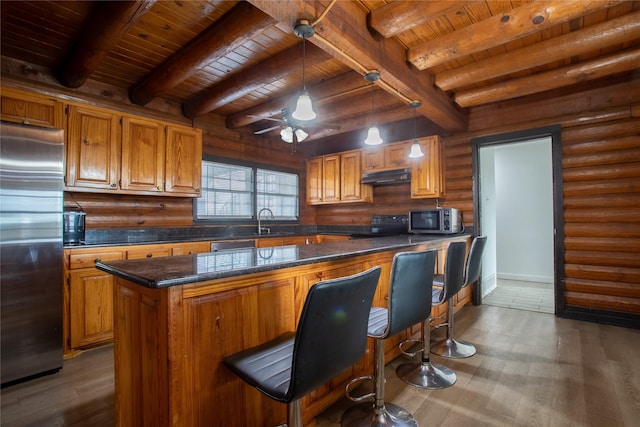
223 266 381 427
431 236 487 359
342 249 437 427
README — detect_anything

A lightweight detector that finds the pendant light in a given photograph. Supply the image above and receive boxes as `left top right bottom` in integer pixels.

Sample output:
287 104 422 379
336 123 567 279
280 126 308 143
364 71 383 146
408 100 424 158
292 20 316 121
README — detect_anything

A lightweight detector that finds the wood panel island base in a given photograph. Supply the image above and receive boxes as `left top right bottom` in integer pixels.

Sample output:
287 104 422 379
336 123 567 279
97 236 470 426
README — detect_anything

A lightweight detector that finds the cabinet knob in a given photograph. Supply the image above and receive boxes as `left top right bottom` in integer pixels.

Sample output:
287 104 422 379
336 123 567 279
95 258 101 263
110 183 117 188
146 253 153 258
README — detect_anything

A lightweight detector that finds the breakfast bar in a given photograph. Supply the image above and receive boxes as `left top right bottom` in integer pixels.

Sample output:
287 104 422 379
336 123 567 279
96 235 470 426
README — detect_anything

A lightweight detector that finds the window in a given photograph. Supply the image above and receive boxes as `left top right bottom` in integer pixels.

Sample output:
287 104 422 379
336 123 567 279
257 169 298 220
196 161 299 221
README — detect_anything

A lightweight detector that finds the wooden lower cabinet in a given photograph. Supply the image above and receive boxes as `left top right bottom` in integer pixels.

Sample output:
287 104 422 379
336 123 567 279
110 237 469 426
63 241 211 357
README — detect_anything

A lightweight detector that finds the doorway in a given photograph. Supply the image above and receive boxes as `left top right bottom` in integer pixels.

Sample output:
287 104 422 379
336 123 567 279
471 126 564 315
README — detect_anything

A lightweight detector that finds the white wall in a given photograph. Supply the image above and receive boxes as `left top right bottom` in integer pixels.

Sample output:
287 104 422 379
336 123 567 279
494 137 553 282
479 147 497 296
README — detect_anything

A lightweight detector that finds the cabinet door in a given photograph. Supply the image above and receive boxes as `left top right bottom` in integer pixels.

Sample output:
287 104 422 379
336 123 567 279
306 157 323 204
165 124 202 196
410 137 445 198
1 87 64 128
340 151 363 202
120 116 165 193
361 148 384 171
66 104 120 190
322 154 341 203
385 143 410 169
69 268 114 348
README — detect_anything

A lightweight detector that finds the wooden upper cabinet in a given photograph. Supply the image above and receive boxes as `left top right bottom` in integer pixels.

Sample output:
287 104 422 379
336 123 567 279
66 104 120 190
164 124 202 196
306 157 323 204
410 136 445 199
306 151 372 205
120 116 165 193
341 150 372 202
0 87 64 129
361 148 384 171
322 154 341 203
362 141 410 172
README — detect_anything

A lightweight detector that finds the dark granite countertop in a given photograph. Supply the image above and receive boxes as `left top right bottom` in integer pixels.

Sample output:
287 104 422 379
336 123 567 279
95 234 470 289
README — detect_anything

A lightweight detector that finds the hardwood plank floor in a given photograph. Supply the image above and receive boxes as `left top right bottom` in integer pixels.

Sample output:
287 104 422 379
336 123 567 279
2 305 639 426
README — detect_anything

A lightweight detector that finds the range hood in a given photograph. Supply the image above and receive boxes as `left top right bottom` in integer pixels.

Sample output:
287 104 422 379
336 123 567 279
361 168 411 185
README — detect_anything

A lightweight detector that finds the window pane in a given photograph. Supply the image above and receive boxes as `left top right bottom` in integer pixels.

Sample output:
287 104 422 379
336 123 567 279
197 161 253 219
257 169 299 220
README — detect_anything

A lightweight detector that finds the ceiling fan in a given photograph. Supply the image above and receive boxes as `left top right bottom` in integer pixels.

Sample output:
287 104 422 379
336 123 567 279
250 108 340 145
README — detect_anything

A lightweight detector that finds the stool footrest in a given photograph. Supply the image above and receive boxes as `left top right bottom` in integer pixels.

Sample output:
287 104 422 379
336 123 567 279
399 339 423 358
345 375 375 402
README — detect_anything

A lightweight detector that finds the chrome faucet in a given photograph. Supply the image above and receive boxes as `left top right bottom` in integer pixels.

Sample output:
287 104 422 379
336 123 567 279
257 208 275 235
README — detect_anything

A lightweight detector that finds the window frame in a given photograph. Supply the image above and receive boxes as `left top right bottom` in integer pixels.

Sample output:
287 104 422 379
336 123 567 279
194 156 300 224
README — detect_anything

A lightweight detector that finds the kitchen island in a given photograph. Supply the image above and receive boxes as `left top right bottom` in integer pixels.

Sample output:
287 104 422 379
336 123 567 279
96 235 470 426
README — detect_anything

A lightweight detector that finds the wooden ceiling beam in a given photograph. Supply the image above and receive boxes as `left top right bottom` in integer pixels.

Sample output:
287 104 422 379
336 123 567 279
130 2 274 106
408 0 625 70
436 10 640 91
455 48 640 107
369 1 467 38
248 0 467 133
226 71 366 129
57 0 156 88
182 42 330 119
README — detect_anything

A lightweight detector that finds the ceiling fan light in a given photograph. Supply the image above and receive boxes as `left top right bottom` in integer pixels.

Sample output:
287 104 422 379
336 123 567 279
294 128 308 142
364 126 383 146
292 93 316 121
280 126 293 143
408 140 424 158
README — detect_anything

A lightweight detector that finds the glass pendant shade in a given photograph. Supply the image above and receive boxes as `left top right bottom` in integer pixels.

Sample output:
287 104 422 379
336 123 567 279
364 126 383 145
408 140 424 158
280 126 308 143
291 93 316 121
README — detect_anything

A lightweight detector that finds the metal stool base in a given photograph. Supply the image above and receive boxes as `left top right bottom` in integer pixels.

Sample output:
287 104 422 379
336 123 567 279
341 402 418 427
396 360 456 390
431 338 476 359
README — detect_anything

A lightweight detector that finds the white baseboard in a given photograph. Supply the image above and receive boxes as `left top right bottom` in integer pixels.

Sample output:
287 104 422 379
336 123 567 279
482 273 497 297
497 272 553 284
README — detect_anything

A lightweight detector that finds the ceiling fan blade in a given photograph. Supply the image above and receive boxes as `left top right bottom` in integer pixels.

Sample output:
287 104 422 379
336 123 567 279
247 115 284 123
254 125 282 135
302 122 341 131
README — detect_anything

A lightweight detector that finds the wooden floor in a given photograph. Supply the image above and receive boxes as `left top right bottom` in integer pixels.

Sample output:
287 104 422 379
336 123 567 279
2 304 639 426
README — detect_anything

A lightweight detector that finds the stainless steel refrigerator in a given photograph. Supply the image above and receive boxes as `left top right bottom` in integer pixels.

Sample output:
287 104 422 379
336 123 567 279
1 121 64 385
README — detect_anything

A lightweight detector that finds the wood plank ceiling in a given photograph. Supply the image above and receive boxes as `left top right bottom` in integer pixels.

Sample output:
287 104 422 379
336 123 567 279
1 0 639 144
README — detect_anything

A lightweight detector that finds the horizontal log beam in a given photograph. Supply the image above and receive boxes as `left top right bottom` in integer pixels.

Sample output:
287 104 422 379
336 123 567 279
408 0 623 70
455 48 640 107
130 2 274 106
248 0 467 133
369 1 463 38
182 42 330 119
436 10 640 91
57 0 156 88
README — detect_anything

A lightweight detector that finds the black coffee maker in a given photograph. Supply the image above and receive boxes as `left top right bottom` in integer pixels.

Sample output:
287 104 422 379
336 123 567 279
63 207 85 245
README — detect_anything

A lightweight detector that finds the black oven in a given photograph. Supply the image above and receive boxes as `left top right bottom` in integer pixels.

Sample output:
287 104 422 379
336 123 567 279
350 214 408 238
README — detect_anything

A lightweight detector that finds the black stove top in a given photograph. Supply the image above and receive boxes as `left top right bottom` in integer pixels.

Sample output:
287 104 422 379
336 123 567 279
351 214 408 238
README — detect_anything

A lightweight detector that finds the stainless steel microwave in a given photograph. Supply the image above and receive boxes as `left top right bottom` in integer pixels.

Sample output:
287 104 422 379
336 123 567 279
408 208 462 234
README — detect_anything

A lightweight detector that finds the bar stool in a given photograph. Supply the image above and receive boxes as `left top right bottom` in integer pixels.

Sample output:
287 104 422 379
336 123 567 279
431 236 487 358
222 267 381 427
396 240 467 389
341 250 437 427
